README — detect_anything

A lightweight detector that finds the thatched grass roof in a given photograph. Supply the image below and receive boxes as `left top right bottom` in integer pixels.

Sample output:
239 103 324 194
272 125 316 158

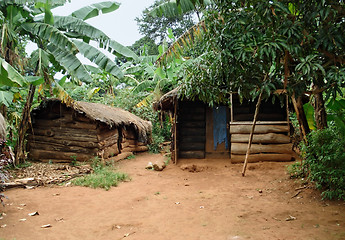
33 99 152 143
154 87 181 111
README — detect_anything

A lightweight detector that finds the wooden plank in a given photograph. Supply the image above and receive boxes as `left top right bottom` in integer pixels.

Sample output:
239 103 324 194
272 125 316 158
231 143 293 154
179 128 206 137
179 142 205 151
179 114 205 121
179 150 205 159
231 153 293 163
179 135 206 143
231 133 291 144
179 122 205 128
230 125 289 134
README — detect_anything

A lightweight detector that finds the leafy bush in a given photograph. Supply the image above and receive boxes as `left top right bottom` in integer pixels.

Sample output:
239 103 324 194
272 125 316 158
72 157 129 190
300 126 345 200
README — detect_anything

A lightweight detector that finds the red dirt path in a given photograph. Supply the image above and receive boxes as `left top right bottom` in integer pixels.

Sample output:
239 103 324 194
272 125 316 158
1 153 345 240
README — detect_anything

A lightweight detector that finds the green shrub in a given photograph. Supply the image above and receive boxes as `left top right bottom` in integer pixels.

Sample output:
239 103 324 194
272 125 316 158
72 157 129 190
300 126 345 200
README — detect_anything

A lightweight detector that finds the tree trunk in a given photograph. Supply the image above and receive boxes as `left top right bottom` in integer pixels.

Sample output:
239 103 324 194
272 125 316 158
313 85 327 130
291 94 310 143
15 84 36 165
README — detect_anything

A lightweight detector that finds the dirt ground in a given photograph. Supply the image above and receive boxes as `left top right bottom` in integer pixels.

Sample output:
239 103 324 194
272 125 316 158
1 153 345 240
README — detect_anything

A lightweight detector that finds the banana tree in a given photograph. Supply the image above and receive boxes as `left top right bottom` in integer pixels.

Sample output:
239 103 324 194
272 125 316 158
0 0 138 164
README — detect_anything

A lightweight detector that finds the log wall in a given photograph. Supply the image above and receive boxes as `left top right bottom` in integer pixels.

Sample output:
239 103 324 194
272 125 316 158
230 123 293 163
28 103 148 163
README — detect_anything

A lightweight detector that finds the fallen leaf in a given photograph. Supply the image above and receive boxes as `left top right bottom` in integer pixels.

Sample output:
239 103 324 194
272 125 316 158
0 224 7 228
28 211 39 216
41 224 51 228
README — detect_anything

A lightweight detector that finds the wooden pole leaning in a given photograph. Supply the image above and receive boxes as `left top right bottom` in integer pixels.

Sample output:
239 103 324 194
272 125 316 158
241 89 264 177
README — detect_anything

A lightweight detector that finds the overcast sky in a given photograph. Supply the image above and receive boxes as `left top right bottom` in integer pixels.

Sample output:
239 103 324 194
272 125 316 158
53 0 156 46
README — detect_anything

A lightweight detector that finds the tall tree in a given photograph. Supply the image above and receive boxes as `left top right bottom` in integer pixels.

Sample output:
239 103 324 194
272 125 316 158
135 0 196 45
173 0 345 139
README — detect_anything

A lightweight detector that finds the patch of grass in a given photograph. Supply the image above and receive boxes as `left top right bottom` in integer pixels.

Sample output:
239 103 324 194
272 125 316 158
126 154 135 160
72 157 129 190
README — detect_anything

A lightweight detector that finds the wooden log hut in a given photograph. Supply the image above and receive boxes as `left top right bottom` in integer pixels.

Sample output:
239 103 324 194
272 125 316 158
27 99 152 163
155 87 294 164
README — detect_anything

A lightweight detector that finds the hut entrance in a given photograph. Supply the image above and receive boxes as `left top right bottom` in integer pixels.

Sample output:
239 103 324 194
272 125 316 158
177 101 206 159
205 106 230 159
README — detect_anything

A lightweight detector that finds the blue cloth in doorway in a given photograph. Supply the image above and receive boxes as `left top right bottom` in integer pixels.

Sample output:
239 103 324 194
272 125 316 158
213 106 228 150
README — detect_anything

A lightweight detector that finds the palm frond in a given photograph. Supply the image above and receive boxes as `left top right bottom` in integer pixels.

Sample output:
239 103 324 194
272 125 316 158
47 45 92 83
73 40 124 79
22 22 78 53
156 20 206 66
71 1 120 21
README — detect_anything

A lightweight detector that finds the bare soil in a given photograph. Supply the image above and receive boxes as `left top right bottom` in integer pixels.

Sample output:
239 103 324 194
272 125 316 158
1 153 345 240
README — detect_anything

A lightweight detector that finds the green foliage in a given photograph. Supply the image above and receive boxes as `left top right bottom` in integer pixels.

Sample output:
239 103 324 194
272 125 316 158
136 0 196 44
300 126 345 200
72 157 129 191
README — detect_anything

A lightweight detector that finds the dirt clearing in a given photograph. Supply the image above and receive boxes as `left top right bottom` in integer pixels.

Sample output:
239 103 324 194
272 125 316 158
1 153 345 240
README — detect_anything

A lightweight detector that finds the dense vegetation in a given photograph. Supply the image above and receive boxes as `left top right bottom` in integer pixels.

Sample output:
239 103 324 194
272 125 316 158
0 0 345 200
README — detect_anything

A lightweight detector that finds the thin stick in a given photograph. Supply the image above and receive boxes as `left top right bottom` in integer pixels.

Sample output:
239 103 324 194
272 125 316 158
241 89 264 177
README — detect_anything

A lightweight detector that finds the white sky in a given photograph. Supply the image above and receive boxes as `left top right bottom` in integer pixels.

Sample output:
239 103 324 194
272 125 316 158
53 0 155 46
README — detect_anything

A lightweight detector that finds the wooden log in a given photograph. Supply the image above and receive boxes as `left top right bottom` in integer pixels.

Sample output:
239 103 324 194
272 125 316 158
123 129 137 139
29 149 92 162
97 128 118 141
102 144 119 158
234 113 285 121
33 119 97 130
179 150 205 159
231 153 293 163
27 135 98 148
107 152 133 162
231 133 291 144
32 128 98 141
98 134 118 148
231 143 293 154
28 142 98 154
230 125 289 134
122 145 148 152
121 141 130 149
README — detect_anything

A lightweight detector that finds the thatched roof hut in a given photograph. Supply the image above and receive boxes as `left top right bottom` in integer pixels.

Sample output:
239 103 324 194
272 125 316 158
28 99 152 163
